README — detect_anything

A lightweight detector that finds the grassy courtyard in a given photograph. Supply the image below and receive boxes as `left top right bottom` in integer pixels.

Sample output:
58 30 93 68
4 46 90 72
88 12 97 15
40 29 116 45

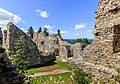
25 61 77 84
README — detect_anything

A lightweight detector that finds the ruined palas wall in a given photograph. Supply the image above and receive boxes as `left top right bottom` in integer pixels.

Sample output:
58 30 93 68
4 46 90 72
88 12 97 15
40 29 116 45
81 0 120 67
33 33 60 63
33 32 83 62
33 33 60 54
3 22 41 66
0 51 24 84
72 0 120 79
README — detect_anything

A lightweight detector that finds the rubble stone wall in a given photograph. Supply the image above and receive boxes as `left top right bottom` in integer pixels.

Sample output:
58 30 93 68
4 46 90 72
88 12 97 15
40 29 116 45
81 0 120 68
33 33 83 62
0 51 24 84
72 0 120 79
3 22 41 66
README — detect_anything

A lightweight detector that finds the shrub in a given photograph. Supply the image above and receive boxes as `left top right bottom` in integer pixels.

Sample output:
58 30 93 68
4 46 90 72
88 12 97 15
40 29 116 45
114 74 120 82
72 64 90 84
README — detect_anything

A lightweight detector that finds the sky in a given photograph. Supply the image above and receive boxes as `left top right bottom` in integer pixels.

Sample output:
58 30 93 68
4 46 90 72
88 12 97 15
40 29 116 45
0 0 98 39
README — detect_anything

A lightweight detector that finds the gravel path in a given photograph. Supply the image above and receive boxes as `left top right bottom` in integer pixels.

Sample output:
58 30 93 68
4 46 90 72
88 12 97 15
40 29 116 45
29 68 71 77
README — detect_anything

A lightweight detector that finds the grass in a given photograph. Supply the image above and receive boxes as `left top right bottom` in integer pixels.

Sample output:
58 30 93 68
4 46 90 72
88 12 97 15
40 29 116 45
29 72 76 84
55 61 72 70
116 68 120 73
113 68 120 82
25 61 76 84
114 74 120 82
99 78 118 84
25 60 72 75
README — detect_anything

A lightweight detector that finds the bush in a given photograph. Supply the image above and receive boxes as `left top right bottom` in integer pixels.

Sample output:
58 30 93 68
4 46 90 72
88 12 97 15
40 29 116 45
72 64 90 84
114 74 120 82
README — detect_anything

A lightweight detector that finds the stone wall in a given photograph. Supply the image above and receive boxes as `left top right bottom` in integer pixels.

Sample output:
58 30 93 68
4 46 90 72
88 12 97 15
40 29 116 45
0 50 24 84
71 0 120 79
33 32 83 62
0 28 2 45
33 33 61 63
3 22 41 66
81 0 120 68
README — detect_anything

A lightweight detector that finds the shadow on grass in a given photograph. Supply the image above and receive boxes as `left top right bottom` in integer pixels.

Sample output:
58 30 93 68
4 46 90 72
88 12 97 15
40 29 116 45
27 60 56 70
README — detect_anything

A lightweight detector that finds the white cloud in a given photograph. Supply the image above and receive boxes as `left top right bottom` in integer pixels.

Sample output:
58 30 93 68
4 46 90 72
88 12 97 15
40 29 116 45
35 9 49 18
20 28 27 33
88 30 93 32
23 21 26 23
60 31 67 34
44 25 54 30
75 34 80 36
35 9 40 12
40 11 49 18
0 8 22 30
75 24 86 30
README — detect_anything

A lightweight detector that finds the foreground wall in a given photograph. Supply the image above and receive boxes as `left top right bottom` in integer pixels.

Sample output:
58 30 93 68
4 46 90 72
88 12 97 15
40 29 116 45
3 22 41 66
0 50 24 84
73 0 120 80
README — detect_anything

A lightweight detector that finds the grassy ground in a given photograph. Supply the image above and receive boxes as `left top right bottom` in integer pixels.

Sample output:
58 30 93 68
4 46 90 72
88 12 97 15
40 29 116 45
26 61 72 75
114 68 120 82
25 61 76 84
29 72 76 84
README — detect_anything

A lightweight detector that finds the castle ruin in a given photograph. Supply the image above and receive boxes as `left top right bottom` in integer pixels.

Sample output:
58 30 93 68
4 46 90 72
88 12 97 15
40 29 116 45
1 0 120 82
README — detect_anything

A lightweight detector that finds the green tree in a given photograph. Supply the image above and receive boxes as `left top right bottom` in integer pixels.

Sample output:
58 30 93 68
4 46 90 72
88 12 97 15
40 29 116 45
38 27 42 33
74 38 92 48
57 29 61 36
43 28 49 36
72 63 90 84
27 26 34 38
11 36 28 66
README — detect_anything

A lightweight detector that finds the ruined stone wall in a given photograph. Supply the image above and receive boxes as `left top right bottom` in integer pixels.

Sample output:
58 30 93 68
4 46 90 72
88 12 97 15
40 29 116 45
33 32 83 62
71 43 82 59
0 28 2 44
71 0 120 80
0 51 24 84
3 22 41 66
81 0 120 68
33 33 61 63
33 33 59 54
2 30 7 48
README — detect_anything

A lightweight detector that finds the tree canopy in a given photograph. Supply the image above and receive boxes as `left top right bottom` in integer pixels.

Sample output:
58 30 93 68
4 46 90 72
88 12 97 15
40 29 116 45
57 29 61 36
38 27 42 33
43 28 49 36
27 26 34 38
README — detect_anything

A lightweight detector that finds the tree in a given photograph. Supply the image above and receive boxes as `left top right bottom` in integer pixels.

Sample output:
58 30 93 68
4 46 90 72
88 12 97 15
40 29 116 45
38 27 42 33
74 38 92 48
57 29 61 36
43 28 49 36
11 36 28 67
27 26 34 38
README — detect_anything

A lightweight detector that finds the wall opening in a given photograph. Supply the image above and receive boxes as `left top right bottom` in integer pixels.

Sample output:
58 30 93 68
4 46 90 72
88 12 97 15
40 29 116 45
113 25 120 53
55 49 59 56
41 41 44 45
66 46 73 58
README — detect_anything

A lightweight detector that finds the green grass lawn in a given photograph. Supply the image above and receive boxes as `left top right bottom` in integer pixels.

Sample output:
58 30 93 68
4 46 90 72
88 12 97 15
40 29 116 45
26 61 72 75
29 72 76 84
56 61 72 70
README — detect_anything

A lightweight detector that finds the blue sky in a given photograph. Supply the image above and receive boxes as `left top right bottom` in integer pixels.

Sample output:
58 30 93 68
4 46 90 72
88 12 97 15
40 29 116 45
0 0 98 39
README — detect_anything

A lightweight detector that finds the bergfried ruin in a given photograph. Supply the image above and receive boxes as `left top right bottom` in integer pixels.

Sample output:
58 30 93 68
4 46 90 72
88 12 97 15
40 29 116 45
1 0 120 83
